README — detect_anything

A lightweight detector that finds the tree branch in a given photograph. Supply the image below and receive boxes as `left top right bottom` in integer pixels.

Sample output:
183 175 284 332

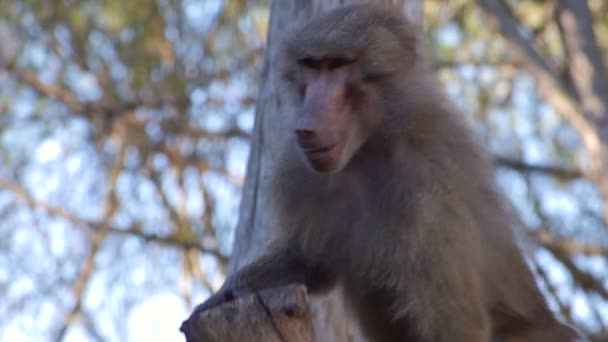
530 229 608 257
543 243 608 299
555 0 608 132
531 260 574 324
478 0 603 164
0 178 227 261
495 156 582 179
9 66 87 113
479 0 608 226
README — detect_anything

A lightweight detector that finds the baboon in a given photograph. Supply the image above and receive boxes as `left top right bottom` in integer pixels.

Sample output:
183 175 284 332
187 4 585 342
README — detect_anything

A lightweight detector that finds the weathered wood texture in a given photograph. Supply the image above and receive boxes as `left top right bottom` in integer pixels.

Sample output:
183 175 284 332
184 1 422 341
181 285 314 342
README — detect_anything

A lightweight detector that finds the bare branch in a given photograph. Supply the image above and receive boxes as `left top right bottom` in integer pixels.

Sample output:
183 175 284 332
531 260 574 324
556 0 608 130
495 156 582 179
478 0 603 163
54 126 130 340
543 243 608 299
529 229 608 257
479 0 608 225
9 66 86 113
0 178 227 261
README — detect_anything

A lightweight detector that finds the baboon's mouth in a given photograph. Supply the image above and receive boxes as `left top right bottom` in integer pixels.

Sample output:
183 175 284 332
302 144 336 158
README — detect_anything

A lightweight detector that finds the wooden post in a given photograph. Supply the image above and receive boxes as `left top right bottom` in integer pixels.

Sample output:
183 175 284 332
181 285 314 342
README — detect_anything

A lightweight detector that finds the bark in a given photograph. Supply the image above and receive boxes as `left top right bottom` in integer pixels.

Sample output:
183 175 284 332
181 285 314 342
183 1 422 341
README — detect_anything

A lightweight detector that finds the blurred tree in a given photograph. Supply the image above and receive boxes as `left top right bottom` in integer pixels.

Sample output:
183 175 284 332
433 0 608 339
0 0 268 340
0 0 606 341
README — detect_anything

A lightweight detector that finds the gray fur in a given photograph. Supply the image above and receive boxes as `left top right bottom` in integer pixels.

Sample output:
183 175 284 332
191 5 585 342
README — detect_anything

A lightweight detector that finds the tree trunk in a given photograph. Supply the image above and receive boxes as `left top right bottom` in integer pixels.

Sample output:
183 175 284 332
184 1 422 341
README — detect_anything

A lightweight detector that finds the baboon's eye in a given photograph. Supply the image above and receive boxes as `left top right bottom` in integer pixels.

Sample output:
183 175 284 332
327 57 355 70
298 58 321 69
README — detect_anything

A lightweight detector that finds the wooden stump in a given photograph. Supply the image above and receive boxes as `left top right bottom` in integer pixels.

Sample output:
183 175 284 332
181 285 315 342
